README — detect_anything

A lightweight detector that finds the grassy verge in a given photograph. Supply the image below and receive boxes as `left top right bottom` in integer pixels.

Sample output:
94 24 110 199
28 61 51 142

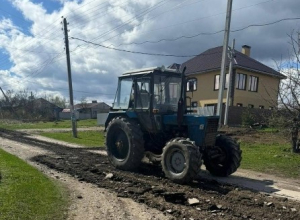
0 149 68 220
240 142 300 178
40 130 105 147
0 119 98 130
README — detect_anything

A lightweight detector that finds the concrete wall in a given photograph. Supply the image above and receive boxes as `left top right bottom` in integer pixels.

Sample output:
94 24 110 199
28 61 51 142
97 113 109 126
223 106 272 126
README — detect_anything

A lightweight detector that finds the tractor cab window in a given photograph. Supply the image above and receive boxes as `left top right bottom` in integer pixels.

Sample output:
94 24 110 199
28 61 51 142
153 75 181 112
113 78 133 109
136 78 150 109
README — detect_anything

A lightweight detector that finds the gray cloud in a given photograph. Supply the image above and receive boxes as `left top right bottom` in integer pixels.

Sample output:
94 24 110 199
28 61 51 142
0 0 299 104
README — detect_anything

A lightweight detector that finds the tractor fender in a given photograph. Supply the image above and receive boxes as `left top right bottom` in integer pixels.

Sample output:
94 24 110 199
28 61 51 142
104 111 137 131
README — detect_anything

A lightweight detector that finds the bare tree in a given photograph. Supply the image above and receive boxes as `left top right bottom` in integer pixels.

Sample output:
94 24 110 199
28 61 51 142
79 97 88 109
275 30 300 153
44 94 67 108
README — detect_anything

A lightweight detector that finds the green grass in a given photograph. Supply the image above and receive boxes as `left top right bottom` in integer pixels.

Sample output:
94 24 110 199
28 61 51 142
240 142 300 178
257 127 280 133
0 119 98 130
0 149 68 220
40 130 105 147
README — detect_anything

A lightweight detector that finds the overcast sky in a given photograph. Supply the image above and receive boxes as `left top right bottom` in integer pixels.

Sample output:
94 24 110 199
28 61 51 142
0 0 299 105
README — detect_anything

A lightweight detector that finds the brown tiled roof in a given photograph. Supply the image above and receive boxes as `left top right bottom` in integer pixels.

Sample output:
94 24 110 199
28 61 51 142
181 46 286 79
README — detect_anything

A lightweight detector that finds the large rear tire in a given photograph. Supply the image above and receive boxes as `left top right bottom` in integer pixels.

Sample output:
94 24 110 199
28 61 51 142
106 117 144 170
161 138 202 184
203 135 242 177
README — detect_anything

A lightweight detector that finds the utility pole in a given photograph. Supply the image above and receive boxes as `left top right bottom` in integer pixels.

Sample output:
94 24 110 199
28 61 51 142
298 32 300 54
63 17 77 138
0 87 18 118
0 87 9 103
217 0 233 128
224 39 235 126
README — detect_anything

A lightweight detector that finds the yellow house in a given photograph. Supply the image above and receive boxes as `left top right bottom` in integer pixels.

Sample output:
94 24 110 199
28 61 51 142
174 45 286 109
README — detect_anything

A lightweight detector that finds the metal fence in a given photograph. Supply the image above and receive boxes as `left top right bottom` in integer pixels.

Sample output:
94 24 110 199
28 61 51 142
187 106 215 116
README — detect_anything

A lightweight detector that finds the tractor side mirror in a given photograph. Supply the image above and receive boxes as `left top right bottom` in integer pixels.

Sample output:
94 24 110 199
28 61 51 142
187 79 196 92
188 81 194 92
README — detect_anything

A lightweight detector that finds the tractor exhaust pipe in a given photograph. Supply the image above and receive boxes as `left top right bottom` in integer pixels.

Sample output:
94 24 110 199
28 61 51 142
177 66 187 127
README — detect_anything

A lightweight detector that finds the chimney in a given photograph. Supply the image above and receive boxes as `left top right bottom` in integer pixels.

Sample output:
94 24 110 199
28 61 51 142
92 100 97 103
242 45 251 56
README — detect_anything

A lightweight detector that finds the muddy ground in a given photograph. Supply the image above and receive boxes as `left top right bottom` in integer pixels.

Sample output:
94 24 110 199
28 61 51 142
1 128 300 220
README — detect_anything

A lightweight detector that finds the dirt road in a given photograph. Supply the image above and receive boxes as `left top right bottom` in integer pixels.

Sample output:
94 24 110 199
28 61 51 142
1 128 300 220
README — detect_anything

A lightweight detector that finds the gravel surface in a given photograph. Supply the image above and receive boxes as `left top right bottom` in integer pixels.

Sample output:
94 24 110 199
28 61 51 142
1 128 300 219
0 129 170 220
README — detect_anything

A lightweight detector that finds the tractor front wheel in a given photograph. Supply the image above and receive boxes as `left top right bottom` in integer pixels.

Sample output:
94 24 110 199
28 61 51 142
203 135 242 177
106 117 144 170
161 138 202 184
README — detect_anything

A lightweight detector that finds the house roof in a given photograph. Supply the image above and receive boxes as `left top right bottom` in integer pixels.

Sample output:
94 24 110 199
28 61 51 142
33 98 62 109
180 46 286 79
74 102 110 109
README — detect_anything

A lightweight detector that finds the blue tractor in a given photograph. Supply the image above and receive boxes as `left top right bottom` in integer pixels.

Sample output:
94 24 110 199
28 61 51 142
105 66 242 183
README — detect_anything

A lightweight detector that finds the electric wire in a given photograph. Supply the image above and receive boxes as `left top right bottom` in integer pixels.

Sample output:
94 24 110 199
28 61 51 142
83 0 171 45
70 16 300 56
70 37 198 57
70 0 277 55
115 16 300 47
68 0 129 28
0 0 292 97
0 0 169 67
99 0 200 44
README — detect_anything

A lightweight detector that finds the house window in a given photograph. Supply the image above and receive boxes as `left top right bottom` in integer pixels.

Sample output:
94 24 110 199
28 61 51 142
248 104 254 108
187 78 197 91
249 76 259 92
205 103 217 107
259 105 264 109
236 73 247 90
237 103 243 107
269 106 274 110
214 74 229 90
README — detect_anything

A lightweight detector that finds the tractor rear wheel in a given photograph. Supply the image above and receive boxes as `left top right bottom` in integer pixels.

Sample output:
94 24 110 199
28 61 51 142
203 135 242 177
106 117 144 170
161 138 202 184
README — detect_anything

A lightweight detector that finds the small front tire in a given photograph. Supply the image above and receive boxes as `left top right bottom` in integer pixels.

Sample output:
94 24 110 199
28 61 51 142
161 138 202 184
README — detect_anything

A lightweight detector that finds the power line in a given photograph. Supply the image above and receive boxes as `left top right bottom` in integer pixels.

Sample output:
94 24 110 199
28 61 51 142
70 0 277 55
112 0 277 43
75 0 171 50
70 37 198 57
98 0 197 44
68 0 128 28
69 0 202 33
66 0 174 55
0 52 66 89
69 16 300 58
113 17 300 47
0 1 106 67
231 17 300 32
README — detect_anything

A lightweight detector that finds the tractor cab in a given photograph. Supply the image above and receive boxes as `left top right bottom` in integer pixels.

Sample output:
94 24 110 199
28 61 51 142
112 66 181 112
110 66 182 132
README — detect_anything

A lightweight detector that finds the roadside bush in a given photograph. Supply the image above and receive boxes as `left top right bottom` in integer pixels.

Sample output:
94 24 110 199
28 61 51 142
241 109 256 127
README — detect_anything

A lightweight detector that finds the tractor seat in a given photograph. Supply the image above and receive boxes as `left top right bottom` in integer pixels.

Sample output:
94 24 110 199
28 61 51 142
137 90 150 108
